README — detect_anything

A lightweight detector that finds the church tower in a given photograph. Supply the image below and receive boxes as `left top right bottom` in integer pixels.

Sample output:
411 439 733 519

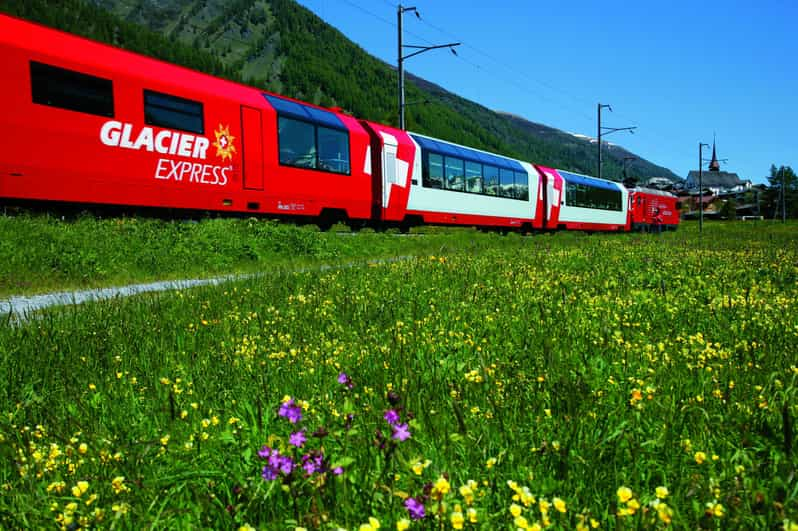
709 136 721 172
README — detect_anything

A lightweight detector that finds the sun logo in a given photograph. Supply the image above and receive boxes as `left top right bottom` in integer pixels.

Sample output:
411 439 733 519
212 124 236 161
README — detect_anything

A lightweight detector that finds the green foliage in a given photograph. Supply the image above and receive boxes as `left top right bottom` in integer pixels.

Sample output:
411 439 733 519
766 164 798 218
0 214 524 297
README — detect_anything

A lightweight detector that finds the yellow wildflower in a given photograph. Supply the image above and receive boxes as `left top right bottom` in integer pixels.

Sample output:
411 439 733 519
553 497 566 513
694 451 707 464
656 486 669 499
451 505 464 529
71 481 89 498
617 486 633 503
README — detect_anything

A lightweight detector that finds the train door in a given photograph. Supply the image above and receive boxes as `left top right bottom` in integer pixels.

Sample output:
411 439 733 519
381 135 399 210
241 106 264 191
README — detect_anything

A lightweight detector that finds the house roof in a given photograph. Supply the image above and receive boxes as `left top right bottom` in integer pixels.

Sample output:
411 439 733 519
686 171 743 188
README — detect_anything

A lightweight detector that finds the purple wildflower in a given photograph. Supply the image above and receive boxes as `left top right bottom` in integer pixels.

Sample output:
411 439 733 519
404 497 425 520
257 445 273 459
261 465 278 481
302 453 324 475
333 466 344 475
392 422 411 442
338 372 354 389
260 447 294 480
278 398 303 424
384 409 400 426
289 430 307 448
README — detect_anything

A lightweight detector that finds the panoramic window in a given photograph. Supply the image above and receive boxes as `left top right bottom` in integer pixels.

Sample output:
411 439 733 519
515 171 529 200
565 181 622 211
144 90 204 134
465 161 483 193
425 153 444 189
317 126 350 174
445 157 465 191
265 93 350 175
30 61 114 117
483 165 499 196
278 117 316 169
499 168 515 198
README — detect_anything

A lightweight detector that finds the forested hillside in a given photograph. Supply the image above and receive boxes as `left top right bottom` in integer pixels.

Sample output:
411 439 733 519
2 0 679 181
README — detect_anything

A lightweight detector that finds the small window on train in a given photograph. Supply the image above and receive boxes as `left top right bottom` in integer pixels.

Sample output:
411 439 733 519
30 61 114 117
144 90 204 134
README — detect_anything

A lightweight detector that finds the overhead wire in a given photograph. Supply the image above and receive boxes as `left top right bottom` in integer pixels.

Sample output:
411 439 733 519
367 0 689 167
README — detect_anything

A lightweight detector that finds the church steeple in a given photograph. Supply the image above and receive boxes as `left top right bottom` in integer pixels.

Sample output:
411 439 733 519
709 135 721 172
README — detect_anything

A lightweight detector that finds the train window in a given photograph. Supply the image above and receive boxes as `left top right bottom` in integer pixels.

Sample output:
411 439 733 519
564 181 622 211
425 153 444 189
483 165 499 196
465 161 483 193
30 61 114 117
445 157 465 191
499 168 514 198
317 126 350 174
144 90 204 134
278 117 316 169
515 171 529 200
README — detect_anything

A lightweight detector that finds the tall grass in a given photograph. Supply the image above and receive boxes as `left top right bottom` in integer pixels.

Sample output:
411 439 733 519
0 221 796 529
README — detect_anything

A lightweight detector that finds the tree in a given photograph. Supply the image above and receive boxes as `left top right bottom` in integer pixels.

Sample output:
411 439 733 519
766 164 798 219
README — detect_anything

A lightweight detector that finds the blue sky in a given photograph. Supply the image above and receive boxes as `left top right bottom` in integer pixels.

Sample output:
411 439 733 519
296 0 796 184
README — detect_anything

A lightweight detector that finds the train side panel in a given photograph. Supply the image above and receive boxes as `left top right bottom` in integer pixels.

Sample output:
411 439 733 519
629 188 680 231
0 15 373 221
537 167 628 231
403 133 540 229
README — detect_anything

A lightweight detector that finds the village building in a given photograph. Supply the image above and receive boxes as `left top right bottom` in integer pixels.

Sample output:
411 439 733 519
684 142 752 195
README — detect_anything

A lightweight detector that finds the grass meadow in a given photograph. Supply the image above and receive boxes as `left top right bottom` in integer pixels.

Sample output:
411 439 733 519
0 218 797 530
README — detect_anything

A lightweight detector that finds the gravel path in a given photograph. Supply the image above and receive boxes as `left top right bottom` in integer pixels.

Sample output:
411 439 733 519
0 257 412 325
0 274 253 324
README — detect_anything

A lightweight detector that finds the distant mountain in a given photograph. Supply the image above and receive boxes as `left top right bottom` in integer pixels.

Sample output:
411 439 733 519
3 0 680 182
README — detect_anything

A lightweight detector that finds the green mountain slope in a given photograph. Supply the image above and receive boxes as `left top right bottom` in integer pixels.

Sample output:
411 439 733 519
2 0 679 182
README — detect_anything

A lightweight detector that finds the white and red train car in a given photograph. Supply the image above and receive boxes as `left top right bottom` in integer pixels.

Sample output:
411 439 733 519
0 14 679 234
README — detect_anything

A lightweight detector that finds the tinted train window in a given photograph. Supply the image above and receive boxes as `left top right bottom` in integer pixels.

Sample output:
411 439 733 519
144 90 204 134
265 93 350 175
515 171 529 200
317 126 350 174
483 165 499 196
445 157 465 191
30 61 114 117
499 168 515 198
465 161 482 193
278 117 316 169
425 153 444 189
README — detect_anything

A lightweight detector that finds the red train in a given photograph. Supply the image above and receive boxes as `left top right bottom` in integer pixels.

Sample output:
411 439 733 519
0 14 679 233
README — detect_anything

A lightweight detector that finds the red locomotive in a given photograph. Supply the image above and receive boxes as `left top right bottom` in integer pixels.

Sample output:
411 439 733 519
0 14 679 233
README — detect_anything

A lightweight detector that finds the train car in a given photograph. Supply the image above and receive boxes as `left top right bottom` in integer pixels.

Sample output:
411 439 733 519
0 14 679 235
628 187 681 231
0 14 374 226
536 166 629 231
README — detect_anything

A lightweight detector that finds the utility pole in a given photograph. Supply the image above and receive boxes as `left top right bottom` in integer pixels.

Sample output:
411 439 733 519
782 166 787 223
597 103 636 181
397 5 459 130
